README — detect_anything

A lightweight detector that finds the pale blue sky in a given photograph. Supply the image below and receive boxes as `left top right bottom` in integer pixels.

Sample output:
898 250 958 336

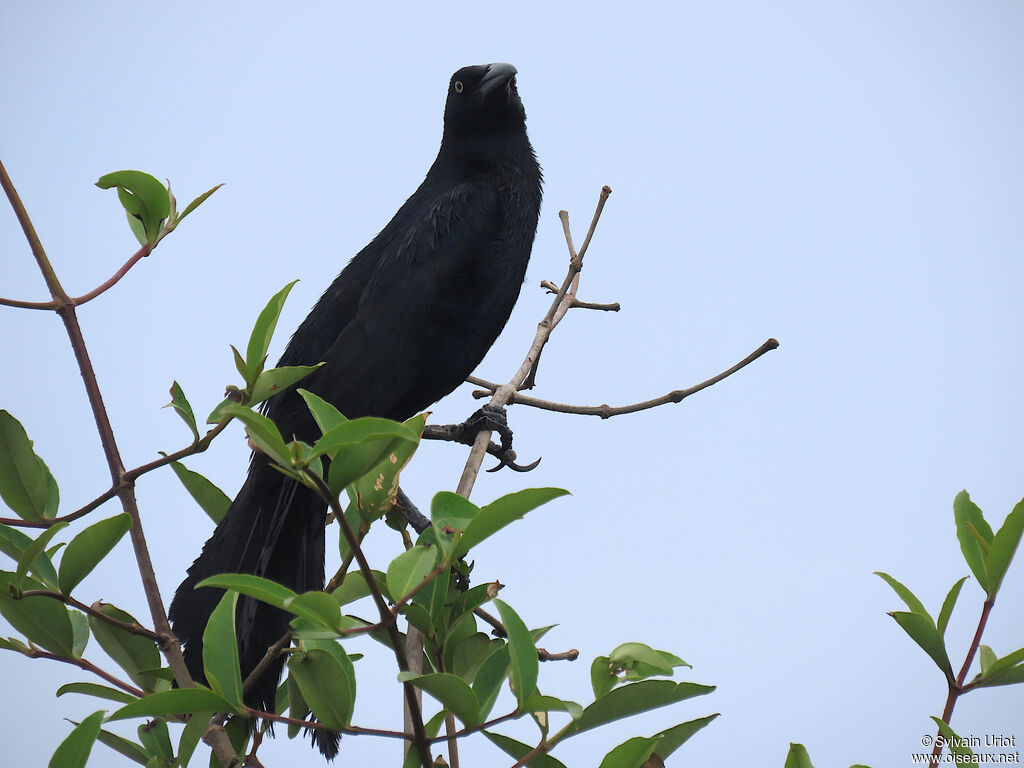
2 3 1022 767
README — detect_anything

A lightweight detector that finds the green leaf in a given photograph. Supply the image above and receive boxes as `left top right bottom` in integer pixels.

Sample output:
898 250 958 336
69 610 89 658
931 717 975 758
521 692 583 719
401 711 449 768
58 514 132 594
176 183 224 224
167 461 231 524
0 410 50 521
249 364 324 408
610 642 675 677
88 604 162 691
203 591 242 706
784 743 816 768
937 576 969 638
287 670 310 737
331 569 387 607
598 736 657 768
298 389 348 435
386 545 438 602
137 717 174 761
313 418 419 460
977 646 1024 681
888 611 953 678
954 491 993 593
96 171 171 244
164 381 199 442
494 599 538 707
245 281 298 381
195 573 296 610
284 591 345 634
473 644 510 721
0 571 74 655
431 492 479 565
985 496 1024 596
178 710 211 768
484 731 569 768
219 406 293 470
0 522 59 586
398 671 481 726
287 645 355 728
48 710 104 768
874 571 932 620
14 522 66 590
96 728 149 766
979 645 997 676
57 682 136 704
349 413 425 521
650 714 720 759
591 655 616 698
565 680 716 737
109 688 240 720
449 631 502 682
455 488 569 559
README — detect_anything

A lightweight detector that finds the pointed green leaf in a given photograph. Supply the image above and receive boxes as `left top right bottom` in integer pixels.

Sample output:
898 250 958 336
937 576 969 638
386 545 438 602
137 717 174 760
979 645 997 676
985 496 1024 596
598 736 657 768
494 599 538 707
203 591 242 706
167 461 231 524
349 413 425 521
0 522 59 586
398 671 481 726
284 590 345 634
287 645 355 728
177 183 224 224
219 406 292 469
164 381 199 442
250 364 324 408
455 488 569 559
297 389 348 435
565 680 716 737
591 655 617 698
69 611 89 658
0 571 74 655
931 717 975 758
14 522 66 590
484 730 569 768
651 714 720 760
431 492 479 565
521 692 583 719
331 569 387 607
610 642 675 677
888 611 953 678
874 571 932 620
48 710 104 768
978 646 1024 680
178 709 212 768
784 743 816 768
58 514 131 594
954 491 992 593
246 281 298 379
88 604 162 691
473 644 510 721
195 573 297 610
96 728 149 766
109 688 240 720
57 682 136 704
0 410 50 521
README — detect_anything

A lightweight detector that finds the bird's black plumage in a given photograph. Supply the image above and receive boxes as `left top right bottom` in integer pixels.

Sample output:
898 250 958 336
168 63 542 759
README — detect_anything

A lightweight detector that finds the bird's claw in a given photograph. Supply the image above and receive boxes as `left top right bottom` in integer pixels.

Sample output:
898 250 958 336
486 453 542 473
465 404 514 450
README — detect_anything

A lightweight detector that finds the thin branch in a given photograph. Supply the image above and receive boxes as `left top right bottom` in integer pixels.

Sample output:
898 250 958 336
0 295 57 310
537 647 579 662
241 630 294 695
0 486 119 528
305 470 433 768
0 156 241 768
18 592 163 642
931 595 996 760
455 187 613 499
468 337 780 418
71 243 153 305
21 647 145 698
570 298 619 311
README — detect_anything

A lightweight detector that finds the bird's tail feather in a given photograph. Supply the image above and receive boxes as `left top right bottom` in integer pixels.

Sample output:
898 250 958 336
169 453 341 759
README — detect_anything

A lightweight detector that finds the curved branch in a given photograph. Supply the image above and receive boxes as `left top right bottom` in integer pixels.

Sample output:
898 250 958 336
467 337 780 419
71 243 153 305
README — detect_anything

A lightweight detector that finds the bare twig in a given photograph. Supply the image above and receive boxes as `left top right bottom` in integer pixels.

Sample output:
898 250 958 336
467 337 780 418
21 647 145 698
537 647 579 662
71 242 153 305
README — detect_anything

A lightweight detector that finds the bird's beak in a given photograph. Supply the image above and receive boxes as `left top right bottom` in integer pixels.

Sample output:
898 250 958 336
477 62 517 99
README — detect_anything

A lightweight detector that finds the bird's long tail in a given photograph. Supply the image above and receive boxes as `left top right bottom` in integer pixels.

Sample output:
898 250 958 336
168 453 341 758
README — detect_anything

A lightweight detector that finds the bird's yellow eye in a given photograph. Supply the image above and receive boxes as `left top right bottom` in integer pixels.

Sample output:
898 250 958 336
454 81 464 94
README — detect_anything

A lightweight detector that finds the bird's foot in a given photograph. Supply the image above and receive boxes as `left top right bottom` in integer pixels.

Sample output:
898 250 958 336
422 405 541 473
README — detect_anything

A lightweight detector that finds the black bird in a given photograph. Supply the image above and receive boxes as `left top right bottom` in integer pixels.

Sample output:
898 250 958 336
169 63 542 759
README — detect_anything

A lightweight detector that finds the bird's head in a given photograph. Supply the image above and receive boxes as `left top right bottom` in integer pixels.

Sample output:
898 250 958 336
442 62 527 141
